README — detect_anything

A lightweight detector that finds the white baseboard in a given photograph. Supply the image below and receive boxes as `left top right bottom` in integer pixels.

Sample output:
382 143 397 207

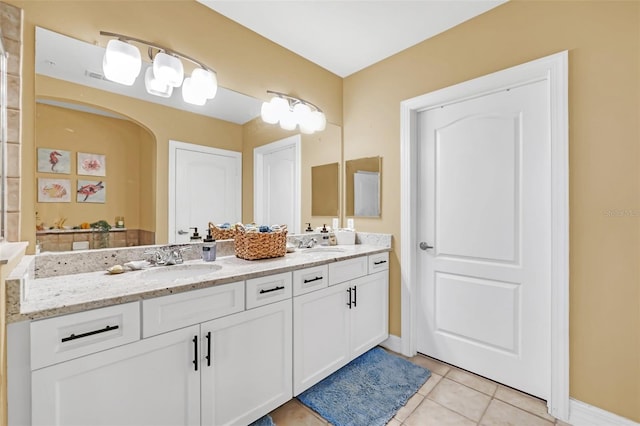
569 399 639 426
380 334 403 354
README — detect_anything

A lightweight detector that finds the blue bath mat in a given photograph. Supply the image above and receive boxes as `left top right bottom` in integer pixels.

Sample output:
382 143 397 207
297 347 431 426
249 414 275 426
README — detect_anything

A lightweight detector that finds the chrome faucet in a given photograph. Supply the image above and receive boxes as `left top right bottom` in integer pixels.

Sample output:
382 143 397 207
144 245 191 266
297 238 317 249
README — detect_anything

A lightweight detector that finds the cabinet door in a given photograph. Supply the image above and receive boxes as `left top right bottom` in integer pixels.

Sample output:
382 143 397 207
32 325 200 426
201 299 292 426
293 281 351 395
350 271 389 359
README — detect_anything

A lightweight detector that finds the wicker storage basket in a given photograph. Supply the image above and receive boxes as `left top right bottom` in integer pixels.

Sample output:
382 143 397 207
234 224 287 260
208 222 236 240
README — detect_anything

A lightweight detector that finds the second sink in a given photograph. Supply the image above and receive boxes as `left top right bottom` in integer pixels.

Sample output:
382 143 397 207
140 263 222 281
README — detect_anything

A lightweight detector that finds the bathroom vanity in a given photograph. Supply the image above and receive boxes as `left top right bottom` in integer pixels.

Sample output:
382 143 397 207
6 241 390 426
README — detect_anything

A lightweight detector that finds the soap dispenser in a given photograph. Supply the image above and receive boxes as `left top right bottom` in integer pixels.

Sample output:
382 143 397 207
190 227 202 241
320 224 330 246
202 229 217 262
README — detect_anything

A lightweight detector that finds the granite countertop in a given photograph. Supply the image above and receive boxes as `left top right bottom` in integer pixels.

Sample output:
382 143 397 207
6 244 390 323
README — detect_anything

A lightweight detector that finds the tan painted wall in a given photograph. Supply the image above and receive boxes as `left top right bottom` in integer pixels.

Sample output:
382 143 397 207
35 103 153 230
10 0 343 248
343 0 640 421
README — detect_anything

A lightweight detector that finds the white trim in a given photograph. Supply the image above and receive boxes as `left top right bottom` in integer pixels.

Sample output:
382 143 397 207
253 135 302 233
168 140 242 243
379 334 403 354
400 51 569 420
569 399 640 426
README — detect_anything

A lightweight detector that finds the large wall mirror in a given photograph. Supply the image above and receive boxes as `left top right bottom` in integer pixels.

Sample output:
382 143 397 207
34 27 342 252
345 156 381 218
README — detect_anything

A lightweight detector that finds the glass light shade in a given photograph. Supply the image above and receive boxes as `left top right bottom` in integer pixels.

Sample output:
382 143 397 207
153 52 184 87
102 39 141 86
270 97 290 116
181 76 207 106
144 67 173 98
191 68 218 99
261 102 279 124
279 109 297 131
309 110 327 132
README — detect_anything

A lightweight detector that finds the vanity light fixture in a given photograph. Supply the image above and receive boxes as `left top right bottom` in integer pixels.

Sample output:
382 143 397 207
100 31 218 105
261 90 327 134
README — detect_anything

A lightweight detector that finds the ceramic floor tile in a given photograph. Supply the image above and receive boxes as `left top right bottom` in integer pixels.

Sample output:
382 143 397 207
417 373 443 396
428 377 492 422
409 354 451 376
554 419 571 425
447 367 498 396
386 418 402 426
494 385 555 422
480 399 554 426
393 391 424 422
404 398 476 426
270 399 327 426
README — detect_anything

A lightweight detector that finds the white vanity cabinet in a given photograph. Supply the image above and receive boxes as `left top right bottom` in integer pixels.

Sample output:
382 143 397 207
201 299 292 426
32 324 201 426
292 255 389 395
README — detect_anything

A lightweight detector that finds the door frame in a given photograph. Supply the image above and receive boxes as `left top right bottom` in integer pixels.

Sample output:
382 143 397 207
168 140 242 243
253 134 301 233
399 51 569 419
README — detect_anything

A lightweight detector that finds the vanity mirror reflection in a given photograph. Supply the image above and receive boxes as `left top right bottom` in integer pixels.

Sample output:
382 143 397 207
345 156 381 218
34 27 342 252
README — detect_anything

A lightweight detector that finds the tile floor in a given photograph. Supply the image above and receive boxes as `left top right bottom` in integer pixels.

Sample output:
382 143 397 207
269 351 570 426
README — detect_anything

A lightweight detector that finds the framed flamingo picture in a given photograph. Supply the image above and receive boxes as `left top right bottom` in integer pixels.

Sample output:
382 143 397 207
77 152 106 176
38 178 71 202
77 180 106 203
37 148 71 174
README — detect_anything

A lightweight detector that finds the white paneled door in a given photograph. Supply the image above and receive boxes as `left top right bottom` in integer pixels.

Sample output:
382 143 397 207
417 80 551 399
169 141 241 243
254 135 300 233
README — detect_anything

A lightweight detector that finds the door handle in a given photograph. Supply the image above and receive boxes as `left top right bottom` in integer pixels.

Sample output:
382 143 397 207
346 288 352 309
178 229 189 235
205 331 211 367
419 242 434 251
192 335 198 371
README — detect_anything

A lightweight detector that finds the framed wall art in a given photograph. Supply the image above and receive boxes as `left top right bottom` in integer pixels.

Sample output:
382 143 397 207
77 180 106 203
38 178 71 202
37 148 71 174
77 152 106 176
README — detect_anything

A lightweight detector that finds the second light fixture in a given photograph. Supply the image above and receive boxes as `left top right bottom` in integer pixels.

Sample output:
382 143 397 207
261 91 327 134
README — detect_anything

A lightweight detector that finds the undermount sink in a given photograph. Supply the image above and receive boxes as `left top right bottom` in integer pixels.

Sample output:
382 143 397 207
140 263 222 281
303 247 346 254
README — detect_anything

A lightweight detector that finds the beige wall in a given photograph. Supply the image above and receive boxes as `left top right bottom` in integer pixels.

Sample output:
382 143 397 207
9 0 343 247
343 0 640 421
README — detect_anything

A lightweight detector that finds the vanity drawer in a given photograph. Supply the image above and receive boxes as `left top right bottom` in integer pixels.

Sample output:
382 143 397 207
368 252 389 274
31 302 140 370
142 281 244 338
328 256 368 286
293 265 329 296
246 272 292 309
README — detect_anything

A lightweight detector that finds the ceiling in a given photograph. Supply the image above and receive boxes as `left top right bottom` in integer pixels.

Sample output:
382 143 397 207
197 0 508 77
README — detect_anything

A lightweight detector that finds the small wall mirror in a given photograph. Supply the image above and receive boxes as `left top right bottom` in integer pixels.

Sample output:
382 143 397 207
346 156 381 218
311 162 339 217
